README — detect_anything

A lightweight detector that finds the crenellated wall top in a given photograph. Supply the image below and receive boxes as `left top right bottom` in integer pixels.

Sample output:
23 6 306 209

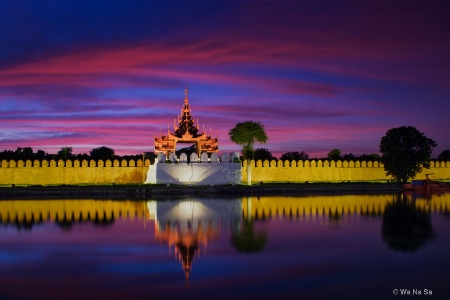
241 159 448 168
0 158 152 168
1 158 450 168
157 152 240 164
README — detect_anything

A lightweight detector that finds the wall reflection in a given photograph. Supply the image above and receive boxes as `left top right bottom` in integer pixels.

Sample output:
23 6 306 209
2 194 448 227
1 194 449 258
0 199 149 226
242 194 450 221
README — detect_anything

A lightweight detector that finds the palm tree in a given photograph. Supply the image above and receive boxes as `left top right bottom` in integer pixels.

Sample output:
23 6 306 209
231 221 267 254
228 121 268 185
57 147 73 160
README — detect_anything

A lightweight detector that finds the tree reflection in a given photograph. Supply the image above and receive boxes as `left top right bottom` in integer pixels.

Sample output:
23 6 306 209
329 211 342 227
55 219 74 231
6 220 42 230
0 217 43 231
54 214 115 231
382 194 435 252
92 214 115 227
231 220 267 254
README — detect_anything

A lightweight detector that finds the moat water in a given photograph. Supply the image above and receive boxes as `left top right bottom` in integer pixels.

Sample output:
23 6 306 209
0 194 449 300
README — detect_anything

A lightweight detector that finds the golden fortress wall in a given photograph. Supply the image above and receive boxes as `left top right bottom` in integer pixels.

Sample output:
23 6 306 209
1 158 450 185
242 159 450 183
0 159 150 185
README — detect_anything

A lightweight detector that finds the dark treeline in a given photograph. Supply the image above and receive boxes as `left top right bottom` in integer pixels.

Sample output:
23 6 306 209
254 148 382 162
0 146 157 164
2 146 449 163
253 148 449 162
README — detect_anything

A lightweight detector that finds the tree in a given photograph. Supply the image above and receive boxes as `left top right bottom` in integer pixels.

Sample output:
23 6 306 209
229 121 268 185
280 151 309 161
12 147 34 160
90 146 115 160
358 153 381 162
21 147 34 160
342 153 355 161
144 151 157 165
327 149 342 161
14 147 23 160
437 150 450 161
75 153 90 160
0 150 15 160
57 147 73 160
253 148 276 162
35 150 46 160
379 126 437 182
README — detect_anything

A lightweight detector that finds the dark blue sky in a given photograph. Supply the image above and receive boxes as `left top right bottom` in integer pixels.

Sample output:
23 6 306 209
1 0 449 157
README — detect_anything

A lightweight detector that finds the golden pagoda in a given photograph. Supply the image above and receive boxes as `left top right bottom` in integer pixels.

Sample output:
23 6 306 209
154 87 219 158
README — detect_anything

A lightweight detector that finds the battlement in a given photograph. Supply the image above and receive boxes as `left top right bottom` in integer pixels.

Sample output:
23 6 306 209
242 159 450 168
0 157 449 185
241 159 450 183
157 151 240 164
1 159 151 168
0 158 149 186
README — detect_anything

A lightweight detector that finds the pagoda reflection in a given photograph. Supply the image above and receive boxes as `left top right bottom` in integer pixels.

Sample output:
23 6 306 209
148 199 241 282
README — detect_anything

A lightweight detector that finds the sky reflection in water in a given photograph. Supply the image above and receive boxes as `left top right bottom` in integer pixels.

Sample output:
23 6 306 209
0 195 449 300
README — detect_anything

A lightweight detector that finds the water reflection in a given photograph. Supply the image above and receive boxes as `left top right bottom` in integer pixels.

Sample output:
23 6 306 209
382 194 436 252
0 199 148 224
54 214 116 230
1 195 449 250
228 196 267 253
231 220 267 253
1 194 450 299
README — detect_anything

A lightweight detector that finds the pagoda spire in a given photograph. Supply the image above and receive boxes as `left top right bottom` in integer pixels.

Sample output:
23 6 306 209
154 87 219 157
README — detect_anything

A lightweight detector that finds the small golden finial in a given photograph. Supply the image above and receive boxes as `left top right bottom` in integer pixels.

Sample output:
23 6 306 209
184 85 189 104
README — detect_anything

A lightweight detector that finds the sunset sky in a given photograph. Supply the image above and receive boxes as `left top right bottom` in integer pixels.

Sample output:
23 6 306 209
1 1 449 158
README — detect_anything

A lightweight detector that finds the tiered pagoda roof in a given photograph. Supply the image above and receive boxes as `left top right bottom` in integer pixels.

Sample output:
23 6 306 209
174 88 201 139
154 87 219 157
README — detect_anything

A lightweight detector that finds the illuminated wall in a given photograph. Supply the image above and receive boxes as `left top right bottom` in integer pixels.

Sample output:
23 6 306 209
242 160 450 183
1 158 449 185
0 159 150 185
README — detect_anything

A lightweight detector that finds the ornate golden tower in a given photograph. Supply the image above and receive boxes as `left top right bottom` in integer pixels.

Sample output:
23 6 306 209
154 87 219 157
